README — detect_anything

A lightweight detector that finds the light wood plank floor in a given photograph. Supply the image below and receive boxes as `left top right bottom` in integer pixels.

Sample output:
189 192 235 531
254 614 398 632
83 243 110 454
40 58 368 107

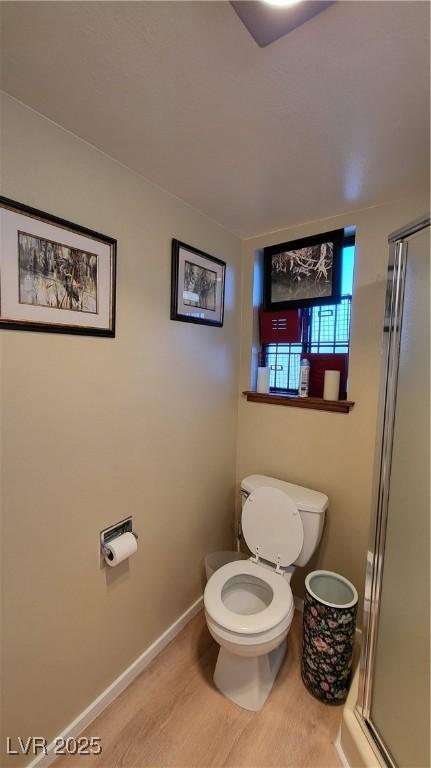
54 611 342 768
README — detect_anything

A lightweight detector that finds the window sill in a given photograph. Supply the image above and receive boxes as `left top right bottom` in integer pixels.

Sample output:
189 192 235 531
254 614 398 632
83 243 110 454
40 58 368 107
242 391 355 414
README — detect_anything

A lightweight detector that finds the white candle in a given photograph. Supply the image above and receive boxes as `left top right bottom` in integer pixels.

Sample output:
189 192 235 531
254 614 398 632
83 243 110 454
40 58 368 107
257 367 270 394
323 370 340 400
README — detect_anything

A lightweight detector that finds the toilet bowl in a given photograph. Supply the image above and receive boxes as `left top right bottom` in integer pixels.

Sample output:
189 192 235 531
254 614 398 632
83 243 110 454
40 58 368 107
205 559 295 656
205 561 295 711
204 476 328 711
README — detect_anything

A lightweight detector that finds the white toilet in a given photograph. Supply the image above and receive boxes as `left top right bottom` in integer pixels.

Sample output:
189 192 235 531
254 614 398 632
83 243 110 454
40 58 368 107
204 474 328 711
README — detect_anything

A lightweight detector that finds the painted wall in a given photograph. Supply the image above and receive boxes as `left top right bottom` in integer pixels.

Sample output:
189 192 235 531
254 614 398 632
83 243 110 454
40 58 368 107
236 188 429 619
0 94 241 762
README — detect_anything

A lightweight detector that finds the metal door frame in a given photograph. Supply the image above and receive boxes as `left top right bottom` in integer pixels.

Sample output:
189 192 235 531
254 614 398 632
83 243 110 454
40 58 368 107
355 215 430 767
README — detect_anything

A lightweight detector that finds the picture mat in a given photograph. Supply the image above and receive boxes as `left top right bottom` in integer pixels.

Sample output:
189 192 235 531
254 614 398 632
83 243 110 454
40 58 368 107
176 246 223 321
0 209 112 329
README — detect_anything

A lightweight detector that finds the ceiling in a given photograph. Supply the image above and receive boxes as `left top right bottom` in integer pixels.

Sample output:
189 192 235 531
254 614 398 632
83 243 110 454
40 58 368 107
1 1 429 237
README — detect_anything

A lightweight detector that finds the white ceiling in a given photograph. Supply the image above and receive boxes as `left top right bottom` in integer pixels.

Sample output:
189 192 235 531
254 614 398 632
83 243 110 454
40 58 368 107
1 1 429 237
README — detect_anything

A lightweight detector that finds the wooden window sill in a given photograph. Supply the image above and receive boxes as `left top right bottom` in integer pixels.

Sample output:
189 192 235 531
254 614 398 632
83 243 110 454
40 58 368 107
242 391 355 414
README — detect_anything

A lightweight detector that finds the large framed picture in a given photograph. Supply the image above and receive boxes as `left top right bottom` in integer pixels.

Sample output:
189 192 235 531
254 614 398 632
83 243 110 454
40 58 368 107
170 239 225 327
264 229 344 310
0 197 116 336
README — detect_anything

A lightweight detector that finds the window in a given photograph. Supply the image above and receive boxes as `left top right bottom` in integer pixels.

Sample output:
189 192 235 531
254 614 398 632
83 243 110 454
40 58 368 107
264 242 355 392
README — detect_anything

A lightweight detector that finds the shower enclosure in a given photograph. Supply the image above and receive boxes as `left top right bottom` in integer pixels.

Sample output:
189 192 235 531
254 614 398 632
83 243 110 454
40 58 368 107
356 215 430 767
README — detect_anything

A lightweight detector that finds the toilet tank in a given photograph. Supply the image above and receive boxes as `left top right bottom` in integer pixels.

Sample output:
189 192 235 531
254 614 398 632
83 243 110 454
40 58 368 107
240 475 328 567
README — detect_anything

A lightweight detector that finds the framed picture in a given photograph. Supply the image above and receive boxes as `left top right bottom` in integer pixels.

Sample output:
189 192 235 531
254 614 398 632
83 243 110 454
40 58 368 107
0 197 116 336
264 229 344 310
170 239 225 327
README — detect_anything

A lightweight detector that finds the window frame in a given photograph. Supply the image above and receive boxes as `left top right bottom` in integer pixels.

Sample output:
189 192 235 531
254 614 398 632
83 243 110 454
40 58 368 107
263 236 355 394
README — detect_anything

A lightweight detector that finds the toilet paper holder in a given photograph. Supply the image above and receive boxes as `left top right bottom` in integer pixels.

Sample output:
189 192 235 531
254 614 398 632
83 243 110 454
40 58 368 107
99 516 138 568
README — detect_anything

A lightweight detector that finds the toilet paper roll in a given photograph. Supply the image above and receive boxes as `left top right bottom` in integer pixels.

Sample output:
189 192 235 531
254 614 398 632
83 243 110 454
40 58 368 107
323 370 341 401
104 532 137 567
257 367 270 394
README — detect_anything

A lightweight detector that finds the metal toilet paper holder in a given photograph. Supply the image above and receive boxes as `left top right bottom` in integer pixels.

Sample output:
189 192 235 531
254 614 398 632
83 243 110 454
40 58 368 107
99 516 138 568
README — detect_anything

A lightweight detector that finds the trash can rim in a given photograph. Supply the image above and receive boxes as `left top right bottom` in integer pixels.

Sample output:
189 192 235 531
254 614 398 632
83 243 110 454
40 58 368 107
305 569 358 609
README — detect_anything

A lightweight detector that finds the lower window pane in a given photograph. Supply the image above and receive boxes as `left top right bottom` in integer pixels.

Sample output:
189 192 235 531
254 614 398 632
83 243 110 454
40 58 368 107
266 344 302 391
264 296 351 392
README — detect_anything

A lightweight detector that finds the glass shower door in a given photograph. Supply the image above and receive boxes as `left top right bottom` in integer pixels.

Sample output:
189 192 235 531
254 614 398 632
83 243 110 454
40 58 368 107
358 220 430 768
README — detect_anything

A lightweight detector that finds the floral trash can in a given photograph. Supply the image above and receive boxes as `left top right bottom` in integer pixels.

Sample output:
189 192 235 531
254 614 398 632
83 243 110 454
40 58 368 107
301 570 358 704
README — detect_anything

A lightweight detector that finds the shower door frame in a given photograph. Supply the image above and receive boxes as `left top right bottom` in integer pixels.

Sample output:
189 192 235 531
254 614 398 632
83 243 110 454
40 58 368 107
355 214 430 768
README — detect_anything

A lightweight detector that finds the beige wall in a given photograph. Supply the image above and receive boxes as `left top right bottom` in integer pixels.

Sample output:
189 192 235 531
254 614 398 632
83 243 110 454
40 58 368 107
0 95 241 762
236 189 429 619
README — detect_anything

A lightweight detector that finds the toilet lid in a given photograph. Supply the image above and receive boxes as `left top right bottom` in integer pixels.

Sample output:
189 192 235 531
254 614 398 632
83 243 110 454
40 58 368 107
242 486 304 567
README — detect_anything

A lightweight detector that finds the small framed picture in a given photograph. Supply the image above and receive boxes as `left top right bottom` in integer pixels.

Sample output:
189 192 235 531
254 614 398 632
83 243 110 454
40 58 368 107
0 197 116 336
264 229 344 310
170 239 225 327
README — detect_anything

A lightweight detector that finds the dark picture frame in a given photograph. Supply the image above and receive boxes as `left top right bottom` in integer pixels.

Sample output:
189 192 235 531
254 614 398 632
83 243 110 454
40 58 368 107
0 196 117 336
264 229 344 310
170 239 225 327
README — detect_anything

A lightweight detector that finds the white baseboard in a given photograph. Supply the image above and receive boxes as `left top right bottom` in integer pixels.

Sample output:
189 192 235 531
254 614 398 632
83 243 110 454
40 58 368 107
26 596 203 768
293 594 362 645
334 727 351 768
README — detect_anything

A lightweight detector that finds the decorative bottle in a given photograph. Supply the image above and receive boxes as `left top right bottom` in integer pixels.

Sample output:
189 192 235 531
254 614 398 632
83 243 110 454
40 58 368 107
298 358 310 398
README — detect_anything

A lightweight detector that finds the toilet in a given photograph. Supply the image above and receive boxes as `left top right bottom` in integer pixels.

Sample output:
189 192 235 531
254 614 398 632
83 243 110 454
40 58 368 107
204 474 328 711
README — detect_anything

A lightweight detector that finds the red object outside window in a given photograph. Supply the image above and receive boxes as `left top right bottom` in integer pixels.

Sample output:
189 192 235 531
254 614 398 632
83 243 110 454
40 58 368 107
259 307 302 345
302 353 349 399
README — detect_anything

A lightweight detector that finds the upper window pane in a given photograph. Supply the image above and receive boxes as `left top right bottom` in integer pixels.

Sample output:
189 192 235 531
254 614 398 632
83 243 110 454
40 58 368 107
310 297 352 344
341 245 355 295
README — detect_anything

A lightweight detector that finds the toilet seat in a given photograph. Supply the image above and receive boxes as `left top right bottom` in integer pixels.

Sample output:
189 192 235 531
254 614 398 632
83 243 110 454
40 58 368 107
204 560 294 635
242 486 304 568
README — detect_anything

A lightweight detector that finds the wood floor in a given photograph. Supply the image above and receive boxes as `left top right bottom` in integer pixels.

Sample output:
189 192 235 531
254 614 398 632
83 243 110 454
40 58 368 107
54 611 342 768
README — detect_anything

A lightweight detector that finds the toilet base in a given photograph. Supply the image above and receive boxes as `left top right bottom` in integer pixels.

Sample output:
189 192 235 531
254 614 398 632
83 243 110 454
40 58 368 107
213 640 287 711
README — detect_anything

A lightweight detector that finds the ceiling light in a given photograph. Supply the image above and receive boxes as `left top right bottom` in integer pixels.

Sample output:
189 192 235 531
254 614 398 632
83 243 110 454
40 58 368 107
261 0 302 7
231 1 334 47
